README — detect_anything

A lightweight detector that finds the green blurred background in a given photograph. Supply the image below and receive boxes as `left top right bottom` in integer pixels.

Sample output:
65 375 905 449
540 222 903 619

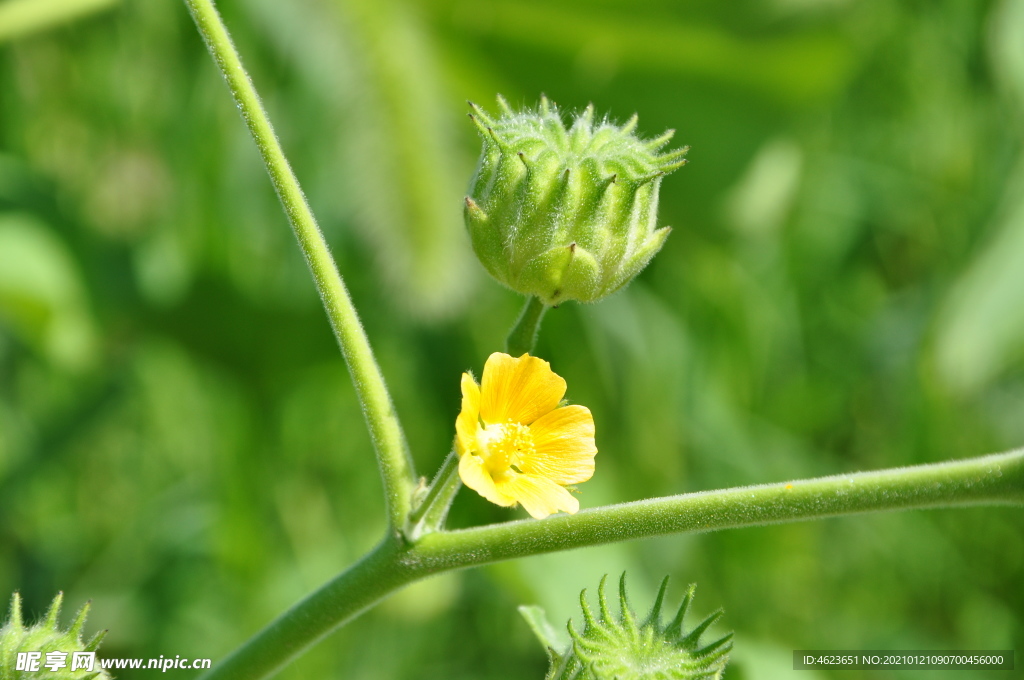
1 0 1022 677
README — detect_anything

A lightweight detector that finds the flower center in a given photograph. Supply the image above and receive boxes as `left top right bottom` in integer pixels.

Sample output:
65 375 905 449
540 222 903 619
477 420 535 478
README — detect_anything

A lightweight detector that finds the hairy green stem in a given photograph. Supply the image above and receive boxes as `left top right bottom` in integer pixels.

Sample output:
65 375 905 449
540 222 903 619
0 0 118 43
200 449 1023 680
183 0 416 528
506 296 548 356
415 448 1024 567
201 537 417 680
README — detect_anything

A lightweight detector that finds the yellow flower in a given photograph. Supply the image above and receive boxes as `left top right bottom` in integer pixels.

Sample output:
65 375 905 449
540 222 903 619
456 352 597 519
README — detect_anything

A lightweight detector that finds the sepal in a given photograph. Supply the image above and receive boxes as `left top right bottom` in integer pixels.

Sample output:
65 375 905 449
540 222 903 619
0 592 112 680
465 97 687 305
521 574 732 680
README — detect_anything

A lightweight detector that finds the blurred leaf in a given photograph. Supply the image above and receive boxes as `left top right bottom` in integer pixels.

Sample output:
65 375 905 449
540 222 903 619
518 604 568 655
0 0 117 43
0 214 96 370
724 138 803 237
378 572 461 621
434 0 855 103
247 0 476 319
934 167 1024 394
729 638 828 680
338 0 476 319
988 0 1024 107
133 228 192 306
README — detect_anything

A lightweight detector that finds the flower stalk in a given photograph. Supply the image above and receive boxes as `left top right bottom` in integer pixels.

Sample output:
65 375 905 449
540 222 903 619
507 296 548 356
183 0 417 529
405 451 462 541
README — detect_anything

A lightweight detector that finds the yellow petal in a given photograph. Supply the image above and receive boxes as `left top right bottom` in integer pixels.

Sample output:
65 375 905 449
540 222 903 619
455 372 481 456
499 473 580 519
524 405 597 485
459 453 516 507
480 352 566 426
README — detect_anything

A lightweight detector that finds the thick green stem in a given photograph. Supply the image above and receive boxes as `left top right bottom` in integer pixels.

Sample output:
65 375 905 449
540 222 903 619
201 538 419 680
506 296 548 356
200 449 1023 680
412 448 1024 568
183 0 416 528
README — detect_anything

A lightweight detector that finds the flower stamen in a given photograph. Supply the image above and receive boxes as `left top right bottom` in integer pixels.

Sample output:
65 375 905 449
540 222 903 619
477 421 536 478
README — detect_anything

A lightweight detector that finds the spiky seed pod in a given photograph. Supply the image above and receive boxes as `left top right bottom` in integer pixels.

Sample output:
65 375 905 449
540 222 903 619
521 574 732 680
465 95 688 306
0 593 111 680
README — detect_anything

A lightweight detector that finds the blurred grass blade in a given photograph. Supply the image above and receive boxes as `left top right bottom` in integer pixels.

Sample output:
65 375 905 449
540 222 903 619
0 0 118 43
335 0 474 319
935 166 1024 393
246 0 477 320
433 0 853 103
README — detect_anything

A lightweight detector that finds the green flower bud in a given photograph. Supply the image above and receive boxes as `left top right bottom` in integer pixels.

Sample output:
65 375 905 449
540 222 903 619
464 96 687 306
520 574 732 680
1 592 111 680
